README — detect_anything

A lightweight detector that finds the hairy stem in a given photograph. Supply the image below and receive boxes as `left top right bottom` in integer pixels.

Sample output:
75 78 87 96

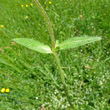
53 51 74 109
35 0 55 48
35 0 74 108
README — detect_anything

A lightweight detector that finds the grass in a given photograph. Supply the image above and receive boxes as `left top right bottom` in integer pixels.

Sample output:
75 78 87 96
0 0 110 109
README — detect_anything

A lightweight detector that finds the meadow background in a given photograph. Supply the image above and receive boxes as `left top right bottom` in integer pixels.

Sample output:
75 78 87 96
0 0 110 109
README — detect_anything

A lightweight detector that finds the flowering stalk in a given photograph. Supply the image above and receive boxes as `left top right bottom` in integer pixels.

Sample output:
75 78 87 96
35 0 74 109
35 0 55 48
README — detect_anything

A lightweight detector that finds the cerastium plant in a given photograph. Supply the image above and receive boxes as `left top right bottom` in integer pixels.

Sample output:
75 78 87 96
13 0 101 109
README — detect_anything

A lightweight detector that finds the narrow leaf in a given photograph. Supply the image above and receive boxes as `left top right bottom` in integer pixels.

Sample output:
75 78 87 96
12 38 52 53
58 36 101 50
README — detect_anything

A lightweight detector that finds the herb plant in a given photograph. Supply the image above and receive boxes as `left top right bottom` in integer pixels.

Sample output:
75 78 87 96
12 0 101 109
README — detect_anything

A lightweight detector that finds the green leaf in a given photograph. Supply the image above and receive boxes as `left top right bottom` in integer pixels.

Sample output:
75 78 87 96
55 40 60 48
58 36 101 50
12 38 52 53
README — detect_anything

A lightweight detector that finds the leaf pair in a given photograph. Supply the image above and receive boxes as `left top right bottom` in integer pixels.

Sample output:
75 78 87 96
13 36 101 54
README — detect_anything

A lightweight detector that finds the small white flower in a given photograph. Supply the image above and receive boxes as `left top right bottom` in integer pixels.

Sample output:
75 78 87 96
35 97 39 100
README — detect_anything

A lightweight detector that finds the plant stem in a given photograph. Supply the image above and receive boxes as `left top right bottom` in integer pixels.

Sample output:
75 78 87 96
35 0 74 108
35 0 55 48
53 51 74 109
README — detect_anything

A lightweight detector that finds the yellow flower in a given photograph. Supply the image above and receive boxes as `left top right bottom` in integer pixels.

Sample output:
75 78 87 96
1 88 5 93
25 16 29 19
21 5 24 7
46 6 48 9
6 88 10 93
44 2 46 4
0 25 4 28
49 1 52 4
30 3 33 6
26 4 29 7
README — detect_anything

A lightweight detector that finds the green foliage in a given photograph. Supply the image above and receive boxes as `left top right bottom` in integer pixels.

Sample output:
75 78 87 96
13 38 52 54
58 36 101 50
0 57 22 73
13 36 101 54
0 0 110 109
